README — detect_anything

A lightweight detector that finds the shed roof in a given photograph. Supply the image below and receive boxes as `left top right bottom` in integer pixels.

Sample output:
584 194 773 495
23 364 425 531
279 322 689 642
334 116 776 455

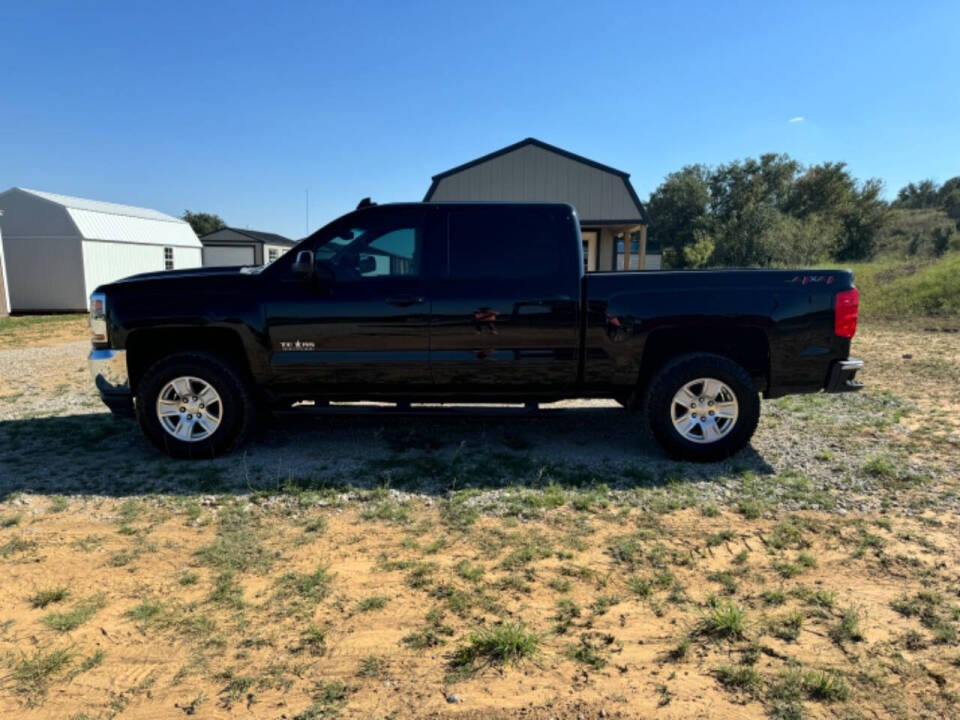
201 227 296 246
424 138 650 225
13 187 201 247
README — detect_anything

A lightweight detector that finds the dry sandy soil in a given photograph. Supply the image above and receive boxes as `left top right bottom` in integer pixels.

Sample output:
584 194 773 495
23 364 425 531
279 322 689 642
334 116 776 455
0 315 958 720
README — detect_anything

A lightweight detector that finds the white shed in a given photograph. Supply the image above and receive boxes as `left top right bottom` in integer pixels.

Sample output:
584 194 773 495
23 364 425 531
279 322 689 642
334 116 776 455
0 188 202 312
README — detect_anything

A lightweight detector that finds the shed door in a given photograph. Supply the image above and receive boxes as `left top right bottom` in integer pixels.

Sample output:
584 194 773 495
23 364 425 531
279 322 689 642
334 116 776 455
203 245 256 267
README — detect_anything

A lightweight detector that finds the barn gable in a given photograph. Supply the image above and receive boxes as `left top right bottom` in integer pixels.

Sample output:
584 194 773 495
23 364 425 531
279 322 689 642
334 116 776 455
424 138 649 225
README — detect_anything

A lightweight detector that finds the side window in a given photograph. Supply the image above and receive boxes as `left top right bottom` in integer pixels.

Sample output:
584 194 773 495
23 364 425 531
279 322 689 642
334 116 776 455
320 217 425 281
356 228 419 278
267 247 279 263
164 247 174 270
448 207 563 280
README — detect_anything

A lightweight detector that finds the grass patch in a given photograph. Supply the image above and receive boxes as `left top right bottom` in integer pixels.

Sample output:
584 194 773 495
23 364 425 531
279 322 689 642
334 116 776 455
195 504 273 574
451 622 539 672
355 595 389 613
28 587 69 609
10 646 73 702
43 596 105 632
829 606 865 645
697 598 748 640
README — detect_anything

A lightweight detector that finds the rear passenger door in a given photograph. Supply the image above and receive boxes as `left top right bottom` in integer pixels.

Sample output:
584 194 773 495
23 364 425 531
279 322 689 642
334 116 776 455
429 205 581 392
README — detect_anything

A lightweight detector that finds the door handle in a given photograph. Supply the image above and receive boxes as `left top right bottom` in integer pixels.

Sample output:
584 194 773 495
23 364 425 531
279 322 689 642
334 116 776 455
386 295 426 307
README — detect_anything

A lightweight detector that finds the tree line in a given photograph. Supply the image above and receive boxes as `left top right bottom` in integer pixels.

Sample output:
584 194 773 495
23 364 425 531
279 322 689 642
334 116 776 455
645 154 960 268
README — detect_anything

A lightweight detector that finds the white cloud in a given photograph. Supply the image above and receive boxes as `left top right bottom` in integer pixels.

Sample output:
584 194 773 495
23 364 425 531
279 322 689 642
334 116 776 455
788 116 805 124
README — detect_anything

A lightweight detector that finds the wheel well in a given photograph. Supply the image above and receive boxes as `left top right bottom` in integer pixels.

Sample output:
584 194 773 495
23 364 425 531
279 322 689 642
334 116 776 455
638 326 769 394
126 327 251 393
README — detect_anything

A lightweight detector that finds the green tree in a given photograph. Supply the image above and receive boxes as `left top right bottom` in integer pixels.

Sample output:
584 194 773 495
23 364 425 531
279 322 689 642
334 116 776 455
645 165 711 267
182 210 226 237
941 188 960 228
893 179 939 209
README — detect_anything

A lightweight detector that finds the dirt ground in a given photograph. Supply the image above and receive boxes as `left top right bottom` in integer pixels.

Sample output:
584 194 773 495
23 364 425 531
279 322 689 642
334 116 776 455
0 316 958 720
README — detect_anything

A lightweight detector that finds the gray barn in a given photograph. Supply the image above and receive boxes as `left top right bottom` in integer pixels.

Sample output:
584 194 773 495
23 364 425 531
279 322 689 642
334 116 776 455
425 138 657 271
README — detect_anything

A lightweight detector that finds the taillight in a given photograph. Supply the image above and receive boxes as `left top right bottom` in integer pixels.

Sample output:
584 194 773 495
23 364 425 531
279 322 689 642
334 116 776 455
834 288 859 339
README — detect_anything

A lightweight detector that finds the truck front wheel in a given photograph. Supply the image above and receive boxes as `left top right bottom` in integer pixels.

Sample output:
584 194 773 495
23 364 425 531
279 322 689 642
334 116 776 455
645 353 759 462
135 352 255 459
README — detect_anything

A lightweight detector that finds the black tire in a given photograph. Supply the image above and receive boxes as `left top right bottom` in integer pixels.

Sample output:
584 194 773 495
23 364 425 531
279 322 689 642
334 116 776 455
644 353 759 462
135 352 255 459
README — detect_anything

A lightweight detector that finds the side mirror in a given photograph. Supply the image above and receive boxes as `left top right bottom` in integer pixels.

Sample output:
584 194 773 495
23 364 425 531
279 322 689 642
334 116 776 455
358 255 377 274
291 250 314 281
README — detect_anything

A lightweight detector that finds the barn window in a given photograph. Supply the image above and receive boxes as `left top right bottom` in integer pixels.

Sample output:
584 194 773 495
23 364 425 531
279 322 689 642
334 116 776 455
164 247 174 270
267 248 279 263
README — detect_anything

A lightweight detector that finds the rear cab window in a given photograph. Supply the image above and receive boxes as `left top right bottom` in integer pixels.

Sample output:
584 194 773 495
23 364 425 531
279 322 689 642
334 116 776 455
446 205 580 281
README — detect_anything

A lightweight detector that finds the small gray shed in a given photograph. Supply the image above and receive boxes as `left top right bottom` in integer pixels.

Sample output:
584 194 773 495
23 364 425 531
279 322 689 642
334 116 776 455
425 138 657 271
200 228 296 267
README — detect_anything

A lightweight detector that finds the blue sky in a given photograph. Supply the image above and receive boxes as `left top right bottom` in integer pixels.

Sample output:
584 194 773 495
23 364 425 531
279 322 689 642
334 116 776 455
2 1 958 238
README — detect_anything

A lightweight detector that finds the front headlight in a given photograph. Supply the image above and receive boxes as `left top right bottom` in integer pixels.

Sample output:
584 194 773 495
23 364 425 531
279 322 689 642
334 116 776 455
90 292 107 343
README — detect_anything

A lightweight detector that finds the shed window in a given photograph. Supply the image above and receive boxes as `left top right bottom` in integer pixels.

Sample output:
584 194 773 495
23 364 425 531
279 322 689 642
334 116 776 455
164 247 174 270
267 248 279 263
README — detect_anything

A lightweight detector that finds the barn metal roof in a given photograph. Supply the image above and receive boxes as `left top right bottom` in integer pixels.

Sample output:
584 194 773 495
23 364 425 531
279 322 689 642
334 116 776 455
16 188 201 247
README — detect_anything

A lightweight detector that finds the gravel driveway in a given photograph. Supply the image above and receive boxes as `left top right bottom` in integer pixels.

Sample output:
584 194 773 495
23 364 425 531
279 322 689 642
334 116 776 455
1 327 956 516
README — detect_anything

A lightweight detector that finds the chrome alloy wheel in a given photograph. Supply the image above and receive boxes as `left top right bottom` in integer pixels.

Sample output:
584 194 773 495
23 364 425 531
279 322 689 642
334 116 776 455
670 377 739 444
156 376 223 442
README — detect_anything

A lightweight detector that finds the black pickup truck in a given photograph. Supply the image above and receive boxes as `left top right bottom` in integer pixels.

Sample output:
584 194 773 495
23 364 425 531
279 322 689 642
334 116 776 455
89 201 862 461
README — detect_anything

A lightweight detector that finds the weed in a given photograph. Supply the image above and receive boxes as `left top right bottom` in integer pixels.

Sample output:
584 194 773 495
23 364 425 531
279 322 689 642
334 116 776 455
771 611 804 642
208 572 245 609
590 594 621 616
290 626 327 656
706 529 735 547
404 561 437 589
29 587 69 609
1 536 37 557
1 513 22 528
48 496 69 512
713 664 762 695
548 577 572 593
355 595 389 613
564 632 618 669
402 607 455 649
178 571 200 586
830 606 865 645
707 570 739 595
451 622 539 670
195 504 272 574
553 598 581 634
43 596 105 632
762 589 786 606
700 503 721 518
274 565 331 614
737 499 764 520
669 636 691 661
358 656 386 678
698 599 747 640
11 646 73 702
126 600 164 623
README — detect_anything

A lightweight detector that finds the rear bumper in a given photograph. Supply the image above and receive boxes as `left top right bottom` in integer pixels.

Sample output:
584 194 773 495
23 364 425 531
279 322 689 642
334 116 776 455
825 357 864 393
90 348 134 417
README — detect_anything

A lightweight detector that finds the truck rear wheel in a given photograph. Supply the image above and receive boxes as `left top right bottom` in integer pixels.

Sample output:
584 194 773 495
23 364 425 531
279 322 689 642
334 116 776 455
135 352 255 459
645 353 759 462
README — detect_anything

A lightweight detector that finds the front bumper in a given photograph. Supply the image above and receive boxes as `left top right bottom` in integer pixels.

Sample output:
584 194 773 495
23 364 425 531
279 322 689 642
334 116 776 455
825 357 864 393
89 348 134 417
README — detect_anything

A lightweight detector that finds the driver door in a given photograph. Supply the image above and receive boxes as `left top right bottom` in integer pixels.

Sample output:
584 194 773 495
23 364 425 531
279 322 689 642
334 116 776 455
264 206 438 394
